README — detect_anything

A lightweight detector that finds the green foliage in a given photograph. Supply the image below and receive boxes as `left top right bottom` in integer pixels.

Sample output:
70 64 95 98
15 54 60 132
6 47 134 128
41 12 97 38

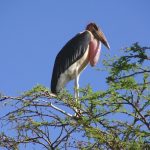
0 43 149 150
23 84 50 96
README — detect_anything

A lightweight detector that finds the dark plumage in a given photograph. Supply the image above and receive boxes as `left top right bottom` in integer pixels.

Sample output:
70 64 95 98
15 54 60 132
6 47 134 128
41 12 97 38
51 31 91 94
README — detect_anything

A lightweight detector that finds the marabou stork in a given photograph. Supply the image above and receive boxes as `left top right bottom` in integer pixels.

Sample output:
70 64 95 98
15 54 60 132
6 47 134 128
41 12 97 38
51 23 110 100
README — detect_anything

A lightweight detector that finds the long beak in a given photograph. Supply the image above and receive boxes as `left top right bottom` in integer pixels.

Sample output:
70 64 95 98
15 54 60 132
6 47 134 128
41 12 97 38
93 28 110 49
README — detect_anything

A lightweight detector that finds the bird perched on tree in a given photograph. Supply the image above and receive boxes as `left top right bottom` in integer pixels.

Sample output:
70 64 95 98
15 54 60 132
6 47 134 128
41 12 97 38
51 23 110 99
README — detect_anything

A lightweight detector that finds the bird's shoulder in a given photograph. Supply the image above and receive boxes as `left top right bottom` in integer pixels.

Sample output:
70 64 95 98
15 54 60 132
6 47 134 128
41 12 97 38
71 30 91 44
56 31 91 58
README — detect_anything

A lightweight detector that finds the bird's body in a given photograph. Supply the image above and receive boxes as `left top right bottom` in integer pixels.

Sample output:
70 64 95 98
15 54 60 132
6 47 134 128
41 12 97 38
51 23 110 95
56 43 89 93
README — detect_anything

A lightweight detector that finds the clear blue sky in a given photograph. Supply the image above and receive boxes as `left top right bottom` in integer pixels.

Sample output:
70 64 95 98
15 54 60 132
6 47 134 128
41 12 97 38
0 0 150 96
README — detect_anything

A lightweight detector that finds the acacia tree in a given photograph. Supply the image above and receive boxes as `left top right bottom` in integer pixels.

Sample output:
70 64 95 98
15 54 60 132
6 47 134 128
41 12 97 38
0 43 150 150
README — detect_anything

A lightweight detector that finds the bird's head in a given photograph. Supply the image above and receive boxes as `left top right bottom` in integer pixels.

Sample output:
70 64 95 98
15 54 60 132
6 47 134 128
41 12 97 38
86 23 110 49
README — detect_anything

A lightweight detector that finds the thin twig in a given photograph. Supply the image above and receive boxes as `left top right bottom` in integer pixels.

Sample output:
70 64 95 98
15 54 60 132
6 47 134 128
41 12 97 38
50 103 72 117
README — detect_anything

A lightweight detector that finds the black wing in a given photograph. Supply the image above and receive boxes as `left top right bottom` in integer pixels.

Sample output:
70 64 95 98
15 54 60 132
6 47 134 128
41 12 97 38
51 31 91 94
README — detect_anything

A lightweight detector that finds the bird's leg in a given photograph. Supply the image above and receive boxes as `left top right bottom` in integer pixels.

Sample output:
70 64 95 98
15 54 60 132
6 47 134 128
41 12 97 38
74 75 79 99
74 74 80 115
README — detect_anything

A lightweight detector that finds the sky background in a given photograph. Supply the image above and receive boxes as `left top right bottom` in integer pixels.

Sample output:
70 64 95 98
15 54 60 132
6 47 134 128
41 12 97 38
0 0 150 95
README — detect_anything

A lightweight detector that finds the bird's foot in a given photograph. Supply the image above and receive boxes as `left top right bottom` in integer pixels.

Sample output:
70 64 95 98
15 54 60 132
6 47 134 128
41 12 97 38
74 109 83 117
